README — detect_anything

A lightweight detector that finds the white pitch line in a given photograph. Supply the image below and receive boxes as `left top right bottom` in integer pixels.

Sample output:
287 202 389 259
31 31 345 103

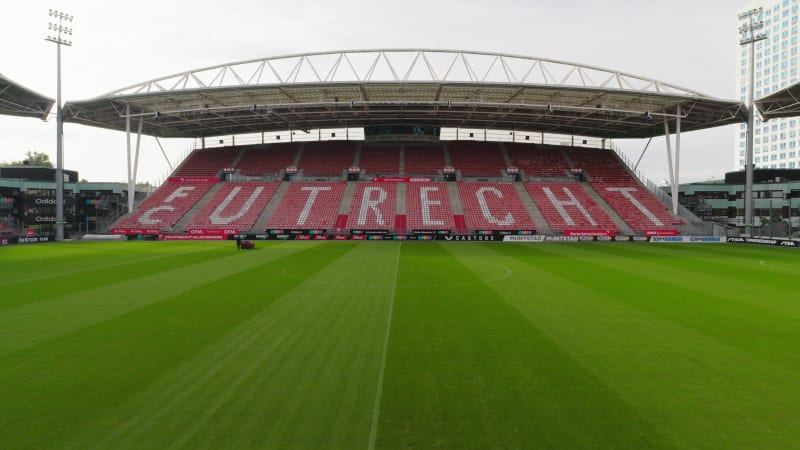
368 241 402 450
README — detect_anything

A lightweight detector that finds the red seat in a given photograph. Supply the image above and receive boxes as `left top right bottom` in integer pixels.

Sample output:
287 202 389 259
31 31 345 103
591 182 684 232
266 182 345 229
449 142 507 177
113 182 214 229
345 183 397 230
405 182 455 230
525 182 617 232
457 183 536 231
298 143 355 177
174 148 239 177
236 144 299 177
567 148 635 183
404 144 446 176
186 182 279 230
506 143 570 177
360 145 401 176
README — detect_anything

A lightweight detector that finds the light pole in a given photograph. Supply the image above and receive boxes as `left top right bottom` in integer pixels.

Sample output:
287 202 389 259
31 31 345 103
739 7 766 237
45 9 73 241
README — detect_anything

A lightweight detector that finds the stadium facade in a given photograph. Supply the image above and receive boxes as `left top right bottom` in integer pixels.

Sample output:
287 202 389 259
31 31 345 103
736 0 800 170
0 166 148 237
676 168 800 237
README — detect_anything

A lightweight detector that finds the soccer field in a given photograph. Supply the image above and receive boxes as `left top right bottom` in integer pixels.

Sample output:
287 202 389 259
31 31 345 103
1 241 799 449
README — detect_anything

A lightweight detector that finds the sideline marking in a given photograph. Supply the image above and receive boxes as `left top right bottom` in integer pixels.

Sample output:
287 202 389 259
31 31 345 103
367 242 401 450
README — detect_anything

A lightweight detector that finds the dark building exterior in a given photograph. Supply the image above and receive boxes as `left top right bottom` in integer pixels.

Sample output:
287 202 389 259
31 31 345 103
1 166 149 237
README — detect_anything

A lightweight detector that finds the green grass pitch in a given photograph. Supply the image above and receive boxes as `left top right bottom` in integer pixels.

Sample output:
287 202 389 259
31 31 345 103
1 240 800 449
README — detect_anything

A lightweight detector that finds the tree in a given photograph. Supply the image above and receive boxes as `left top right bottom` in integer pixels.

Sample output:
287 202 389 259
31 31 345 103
1 151 54 168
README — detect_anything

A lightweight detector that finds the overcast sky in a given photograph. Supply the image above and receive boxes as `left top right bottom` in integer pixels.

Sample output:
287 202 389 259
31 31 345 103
0 0 750 185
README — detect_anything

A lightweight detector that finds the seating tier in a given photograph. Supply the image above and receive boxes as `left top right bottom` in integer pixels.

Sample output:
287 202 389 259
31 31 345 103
567 148 635 183
448 142 507 177
113 182 214 229
236 145 299 177
457 183 536 230
591 182 683 232
525 183 617 232
405 182 455 230
174 148 239 177
298 143 355 177
345 183 397 230
360 145 401 176
404 144 445 176
266 182 345 229
506 144 571 177
186 182 279 230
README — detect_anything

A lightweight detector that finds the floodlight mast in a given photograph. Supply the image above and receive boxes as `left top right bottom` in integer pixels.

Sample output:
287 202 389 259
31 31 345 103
45 9 73 241
739 7 766 236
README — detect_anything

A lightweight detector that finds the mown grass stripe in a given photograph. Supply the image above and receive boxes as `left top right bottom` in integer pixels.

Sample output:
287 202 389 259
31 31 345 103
523 243 800 370
368 242 401 450
61 242 397 449
376 242 672 449
0 243 229 312
0 242 350 449
0 242 318 357
483 242 800 449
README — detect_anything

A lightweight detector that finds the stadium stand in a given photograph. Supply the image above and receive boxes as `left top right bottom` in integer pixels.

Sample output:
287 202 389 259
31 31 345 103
174 148 240 177
345 182 397 230
266 182 345 229
526 182 617 232
566 148 635 182
359 145 401 176
448 142 507 177
113 182 214 229
298 142 355 177
405 182 456 230
404 144 446 176
506 143 571 178
235 144 299 177
591 182 683 232
113 142 683 237
457 183 536 230
185 182 279 230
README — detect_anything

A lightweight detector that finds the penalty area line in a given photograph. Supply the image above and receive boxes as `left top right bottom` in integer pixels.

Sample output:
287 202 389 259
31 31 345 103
367 241 401 450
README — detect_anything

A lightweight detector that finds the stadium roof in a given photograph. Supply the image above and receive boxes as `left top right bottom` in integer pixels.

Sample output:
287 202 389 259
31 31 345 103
63 49 747 139
754 81 800 120
0 73 54 120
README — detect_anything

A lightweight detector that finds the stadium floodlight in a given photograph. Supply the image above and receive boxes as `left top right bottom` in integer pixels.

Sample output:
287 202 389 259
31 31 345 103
45 9 74 241
739 6 765 235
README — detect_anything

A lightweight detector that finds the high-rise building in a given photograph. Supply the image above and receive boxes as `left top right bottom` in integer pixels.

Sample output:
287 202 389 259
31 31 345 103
736 0 800 171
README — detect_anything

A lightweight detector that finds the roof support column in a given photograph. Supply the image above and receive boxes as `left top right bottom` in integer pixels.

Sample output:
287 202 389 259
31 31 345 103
132 116 143 189
673 104 682 215
125 105 134 213
663 115 677 215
